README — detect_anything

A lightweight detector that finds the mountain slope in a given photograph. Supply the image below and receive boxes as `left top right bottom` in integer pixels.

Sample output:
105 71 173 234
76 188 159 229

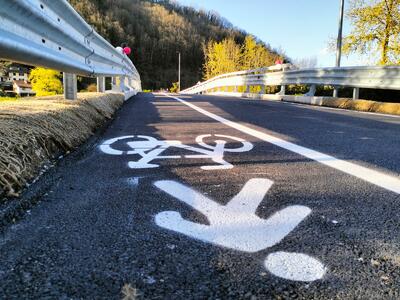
69 0 278 90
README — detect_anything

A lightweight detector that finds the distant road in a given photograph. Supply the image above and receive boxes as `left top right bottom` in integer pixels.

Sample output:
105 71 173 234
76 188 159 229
1 93 399 299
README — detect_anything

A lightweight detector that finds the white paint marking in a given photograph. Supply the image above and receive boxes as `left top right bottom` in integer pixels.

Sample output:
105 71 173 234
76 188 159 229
154 179 311 253
99 135 135 155
100 134 253 170
163 94 400 195
127 177 140 186
265 252 326 282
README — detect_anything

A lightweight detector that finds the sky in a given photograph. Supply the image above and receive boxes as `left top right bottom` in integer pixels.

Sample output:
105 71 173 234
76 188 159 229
177 0 367 67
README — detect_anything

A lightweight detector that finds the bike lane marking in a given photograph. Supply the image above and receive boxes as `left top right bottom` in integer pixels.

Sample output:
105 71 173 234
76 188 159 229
99 134 253 170
154 179 326 282
154 179 310 253
163 94 400 195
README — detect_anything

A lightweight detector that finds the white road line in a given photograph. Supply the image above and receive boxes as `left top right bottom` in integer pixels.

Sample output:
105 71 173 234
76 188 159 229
163 94 400 195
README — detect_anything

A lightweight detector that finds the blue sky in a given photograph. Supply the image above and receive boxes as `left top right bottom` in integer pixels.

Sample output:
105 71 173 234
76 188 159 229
177 0 366 67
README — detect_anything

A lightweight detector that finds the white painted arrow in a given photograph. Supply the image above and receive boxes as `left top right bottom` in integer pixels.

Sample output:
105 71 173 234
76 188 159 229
154 179 311 253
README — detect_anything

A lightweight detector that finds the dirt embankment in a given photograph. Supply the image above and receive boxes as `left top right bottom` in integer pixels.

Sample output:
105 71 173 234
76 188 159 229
282 96 400 115
321 98 400 115
0 93 124 198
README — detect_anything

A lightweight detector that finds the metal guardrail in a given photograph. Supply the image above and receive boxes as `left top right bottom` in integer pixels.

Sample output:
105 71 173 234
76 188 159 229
182 64 400 100
182 64 291 94
0 0 141 99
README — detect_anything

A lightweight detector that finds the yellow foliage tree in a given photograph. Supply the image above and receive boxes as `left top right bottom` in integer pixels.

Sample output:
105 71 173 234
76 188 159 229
241 35 278 70
203 37 242 80
169 82 179 93
203 35 281 79
29 68 63 96
343 0 400 65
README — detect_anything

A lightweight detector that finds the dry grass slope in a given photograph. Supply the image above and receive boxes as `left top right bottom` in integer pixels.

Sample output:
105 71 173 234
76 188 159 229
0 93 124 198
321 98 400 115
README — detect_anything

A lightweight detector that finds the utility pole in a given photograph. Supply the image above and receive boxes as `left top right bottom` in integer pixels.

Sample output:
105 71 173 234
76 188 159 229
336 0 345 67
177 51 181 92
334 0 345 97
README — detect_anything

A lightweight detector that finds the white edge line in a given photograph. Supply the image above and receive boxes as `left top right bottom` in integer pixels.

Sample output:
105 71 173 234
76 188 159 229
162 93 400 195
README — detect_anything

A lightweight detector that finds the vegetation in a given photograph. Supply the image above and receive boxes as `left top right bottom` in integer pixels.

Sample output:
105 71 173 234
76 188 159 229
169 82 179 93
0 61 11 78
203 35 282 80
87 83 98 92
68 0 284 90
0 97 18 102
343 0 400 65
0 93 124 198
29 68 63 96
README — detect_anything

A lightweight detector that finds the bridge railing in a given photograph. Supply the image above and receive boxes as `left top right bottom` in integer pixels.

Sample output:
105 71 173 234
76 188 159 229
181 64 400 100
0 0 141 100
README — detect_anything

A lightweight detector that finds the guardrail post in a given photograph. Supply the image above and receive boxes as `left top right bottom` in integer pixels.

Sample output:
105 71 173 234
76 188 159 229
333 87 339 98
111 77 119 92
119 75 126 91
259 85 265 95
305 85 316 97
63 73 77 100
245 85 250 93
128 77 134 91
234 86 238 93
97 76 105 93
276 85 286 96
353 88 360 100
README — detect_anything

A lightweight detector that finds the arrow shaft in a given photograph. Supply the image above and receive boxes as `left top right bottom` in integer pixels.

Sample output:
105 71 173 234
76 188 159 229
154 180 222 216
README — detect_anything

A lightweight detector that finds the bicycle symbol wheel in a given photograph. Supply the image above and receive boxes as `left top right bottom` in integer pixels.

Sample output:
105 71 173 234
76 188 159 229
195 134 253 153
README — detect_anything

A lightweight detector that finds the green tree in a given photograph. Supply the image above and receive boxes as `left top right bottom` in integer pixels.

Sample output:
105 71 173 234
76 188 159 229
343 0 400 65
0 61 12 94
29 68 63 96
0 61 11 77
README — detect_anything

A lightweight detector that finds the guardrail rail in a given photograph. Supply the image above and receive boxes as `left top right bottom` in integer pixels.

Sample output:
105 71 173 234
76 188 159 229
0 0 141 100
182 64 400 101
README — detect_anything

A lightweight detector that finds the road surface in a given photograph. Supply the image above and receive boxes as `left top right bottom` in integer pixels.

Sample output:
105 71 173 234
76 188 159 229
1 93 400 299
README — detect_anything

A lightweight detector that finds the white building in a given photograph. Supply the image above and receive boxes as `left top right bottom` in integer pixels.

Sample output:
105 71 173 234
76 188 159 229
0 64 31 83
12 80 36 97
8 65 30 81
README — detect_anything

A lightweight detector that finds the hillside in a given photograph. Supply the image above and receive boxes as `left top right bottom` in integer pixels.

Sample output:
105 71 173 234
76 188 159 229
69 0 280 90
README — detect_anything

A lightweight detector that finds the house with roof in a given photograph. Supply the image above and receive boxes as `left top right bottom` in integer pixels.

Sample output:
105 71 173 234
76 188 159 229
12 80 36 97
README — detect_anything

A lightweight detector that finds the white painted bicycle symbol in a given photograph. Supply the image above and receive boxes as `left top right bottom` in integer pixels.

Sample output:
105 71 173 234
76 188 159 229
100 134 253 170
100 134 327 282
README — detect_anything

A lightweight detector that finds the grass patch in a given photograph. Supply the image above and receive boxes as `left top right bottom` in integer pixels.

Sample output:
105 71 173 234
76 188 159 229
0 97 19 102
316 98 400 115
0 92 124 198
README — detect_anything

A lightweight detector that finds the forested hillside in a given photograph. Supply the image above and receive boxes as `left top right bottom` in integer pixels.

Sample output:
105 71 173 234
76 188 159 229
69 0 282 90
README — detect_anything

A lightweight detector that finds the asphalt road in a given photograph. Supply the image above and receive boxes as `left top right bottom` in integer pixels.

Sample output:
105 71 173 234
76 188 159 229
1 93 400 299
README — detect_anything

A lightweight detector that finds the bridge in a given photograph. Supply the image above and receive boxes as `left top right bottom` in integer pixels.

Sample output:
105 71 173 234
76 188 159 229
1 1 400 299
